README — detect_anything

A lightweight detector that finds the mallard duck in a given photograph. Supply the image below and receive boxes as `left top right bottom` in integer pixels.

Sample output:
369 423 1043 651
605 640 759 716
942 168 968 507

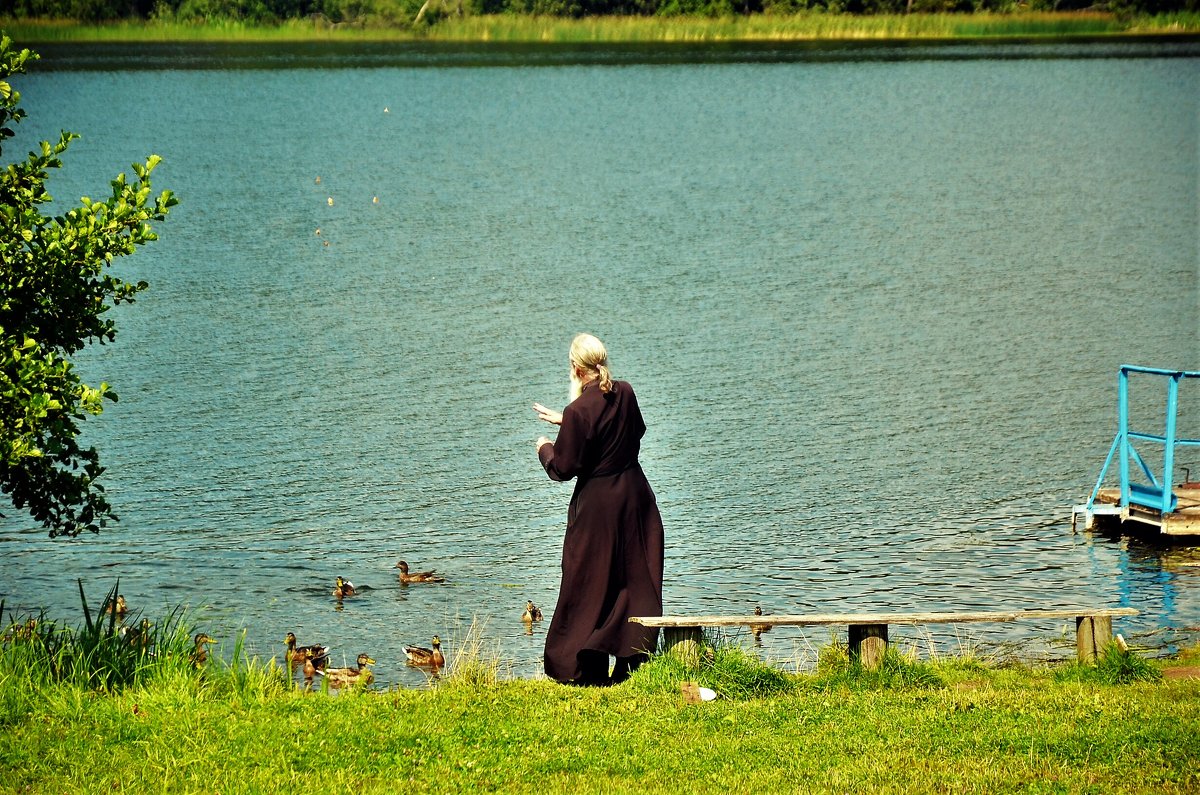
4 617 38 642
191 633 215 667
404 636 445 668
395 560 444 584
521 601 543 622
104 595 128 616
319 653 375 686
284 632 328 667
332 576 357 599
750 605 771 639
302 646 329 679
122 618 153 650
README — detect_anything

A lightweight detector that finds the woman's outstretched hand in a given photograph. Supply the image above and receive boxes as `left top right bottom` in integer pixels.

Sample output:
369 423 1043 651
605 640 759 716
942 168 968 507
532 402 563 426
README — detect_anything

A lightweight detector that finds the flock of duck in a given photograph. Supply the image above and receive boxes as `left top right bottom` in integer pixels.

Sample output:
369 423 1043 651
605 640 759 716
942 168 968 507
80 558 546 689
100 596 217 667
293 560 544 688
287 560 451 687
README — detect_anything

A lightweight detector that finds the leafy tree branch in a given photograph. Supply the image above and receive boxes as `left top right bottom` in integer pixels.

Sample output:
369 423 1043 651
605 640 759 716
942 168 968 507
1 34 177 537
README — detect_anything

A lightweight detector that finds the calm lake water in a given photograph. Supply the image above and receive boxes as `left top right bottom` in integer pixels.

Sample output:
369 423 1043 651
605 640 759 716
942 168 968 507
3 40 1198 688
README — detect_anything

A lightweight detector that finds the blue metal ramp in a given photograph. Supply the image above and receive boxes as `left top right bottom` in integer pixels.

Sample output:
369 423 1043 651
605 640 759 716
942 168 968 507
1072 365 1200 536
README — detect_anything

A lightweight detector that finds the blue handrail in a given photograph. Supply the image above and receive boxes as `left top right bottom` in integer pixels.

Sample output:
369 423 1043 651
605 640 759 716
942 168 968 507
1086 365 1200 515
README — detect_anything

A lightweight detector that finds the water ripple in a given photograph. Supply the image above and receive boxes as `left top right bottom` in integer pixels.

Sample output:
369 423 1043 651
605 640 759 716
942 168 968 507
2 50 1198 682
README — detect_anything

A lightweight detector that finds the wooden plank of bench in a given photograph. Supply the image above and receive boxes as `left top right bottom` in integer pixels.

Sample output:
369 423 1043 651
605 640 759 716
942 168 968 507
630 608 1139 666
631 608 1137 629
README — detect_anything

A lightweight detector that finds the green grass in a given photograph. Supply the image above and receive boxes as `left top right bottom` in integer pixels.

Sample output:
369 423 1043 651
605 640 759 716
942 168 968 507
3 602 1199 793
2 12 1198 44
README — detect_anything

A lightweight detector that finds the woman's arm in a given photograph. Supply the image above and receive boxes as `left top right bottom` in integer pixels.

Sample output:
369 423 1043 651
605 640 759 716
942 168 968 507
532 402 562 425
537 405 588 482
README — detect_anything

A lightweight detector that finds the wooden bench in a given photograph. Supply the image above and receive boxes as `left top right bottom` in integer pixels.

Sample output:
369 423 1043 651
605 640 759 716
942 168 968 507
630 608 1139 669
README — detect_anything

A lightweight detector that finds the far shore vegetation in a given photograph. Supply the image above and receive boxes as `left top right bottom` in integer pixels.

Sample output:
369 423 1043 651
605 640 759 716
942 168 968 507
3 10 1200 44
2 590 1199 792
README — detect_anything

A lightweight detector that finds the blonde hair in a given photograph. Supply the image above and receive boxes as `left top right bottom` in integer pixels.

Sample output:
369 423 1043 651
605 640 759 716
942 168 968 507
569 333 613 394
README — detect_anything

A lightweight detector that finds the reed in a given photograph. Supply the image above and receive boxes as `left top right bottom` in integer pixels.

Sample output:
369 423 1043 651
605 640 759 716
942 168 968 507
1055 640 1163 685
441 615 508 688
2 12 1197 44
211 628 292 702
423 11 1137 42
0 580 209 692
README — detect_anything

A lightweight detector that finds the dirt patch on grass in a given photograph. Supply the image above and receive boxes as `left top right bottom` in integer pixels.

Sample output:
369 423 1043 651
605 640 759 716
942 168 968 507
1162 666 1200 680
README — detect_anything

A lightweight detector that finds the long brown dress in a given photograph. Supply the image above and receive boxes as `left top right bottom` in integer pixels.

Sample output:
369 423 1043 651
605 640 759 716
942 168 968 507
537 379 664 684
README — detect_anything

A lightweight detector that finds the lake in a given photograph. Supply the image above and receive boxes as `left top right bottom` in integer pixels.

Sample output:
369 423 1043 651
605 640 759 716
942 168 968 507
2 38 1198 688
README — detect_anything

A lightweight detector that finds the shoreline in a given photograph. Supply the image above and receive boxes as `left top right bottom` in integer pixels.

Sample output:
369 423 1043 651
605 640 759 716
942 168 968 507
9 22 1200 71
4 13 1200 46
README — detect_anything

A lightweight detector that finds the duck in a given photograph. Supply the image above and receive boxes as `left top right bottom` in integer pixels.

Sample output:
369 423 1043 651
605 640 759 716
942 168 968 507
302 646 329 679
332 576 357 599
284 632 328 667
191 633 216 667
404 636 445 668
318 653 375 687
521 601 543 622
4 617 38 642
122 618 153 650
750 605 772 639
395 560 444 584
104 595 128 616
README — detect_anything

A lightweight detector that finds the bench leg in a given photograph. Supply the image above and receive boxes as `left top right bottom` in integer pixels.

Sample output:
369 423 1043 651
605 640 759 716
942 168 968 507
662 626 704 666
1076 615 1113 663
849 624 888 670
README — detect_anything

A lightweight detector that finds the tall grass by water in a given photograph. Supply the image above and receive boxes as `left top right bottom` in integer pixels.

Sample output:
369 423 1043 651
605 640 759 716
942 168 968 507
0 584 289 703
3 12 1198 43
3 599 1198 792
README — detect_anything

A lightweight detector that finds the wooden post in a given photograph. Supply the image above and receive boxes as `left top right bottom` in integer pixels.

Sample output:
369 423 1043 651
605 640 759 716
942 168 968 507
848 624 888 670
663 626 703 666
1076 615 1113 663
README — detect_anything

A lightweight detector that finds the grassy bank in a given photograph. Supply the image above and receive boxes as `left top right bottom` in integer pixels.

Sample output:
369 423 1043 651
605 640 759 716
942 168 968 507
3 12 1199 44
3 600 1199 793
3 655 1198 792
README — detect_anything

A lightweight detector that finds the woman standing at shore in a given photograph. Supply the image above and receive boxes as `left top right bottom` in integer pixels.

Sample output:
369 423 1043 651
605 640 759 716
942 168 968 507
533 334 664 686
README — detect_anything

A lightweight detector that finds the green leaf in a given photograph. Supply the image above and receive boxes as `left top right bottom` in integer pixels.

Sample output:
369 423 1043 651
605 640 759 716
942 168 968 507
0 40 174 539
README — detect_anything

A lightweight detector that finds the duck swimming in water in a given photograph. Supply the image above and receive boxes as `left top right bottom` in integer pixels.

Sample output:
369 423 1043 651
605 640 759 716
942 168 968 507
404 636 445 668
284 632 328 667
395 560 444 584
301 646 329 679
750 605 772 641
521 601 543 623
318 653 375 687
332 576 357 599
104 595 128 617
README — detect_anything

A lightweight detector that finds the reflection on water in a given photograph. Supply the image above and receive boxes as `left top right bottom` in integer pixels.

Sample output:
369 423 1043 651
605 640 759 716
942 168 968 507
1107 537 1200 638
29 38 1200 71
1 42 1198 687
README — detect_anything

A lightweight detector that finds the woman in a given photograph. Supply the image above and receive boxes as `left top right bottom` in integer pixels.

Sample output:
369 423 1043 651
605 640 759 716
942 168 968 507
533 333 664 686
